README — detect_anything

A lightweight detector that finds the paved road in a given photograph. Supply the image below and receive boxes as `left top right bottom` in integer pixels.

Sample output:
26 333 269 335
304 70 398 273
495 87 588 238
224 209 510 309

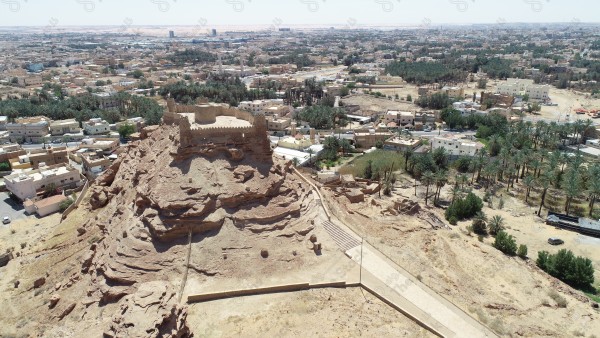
0 191 29 227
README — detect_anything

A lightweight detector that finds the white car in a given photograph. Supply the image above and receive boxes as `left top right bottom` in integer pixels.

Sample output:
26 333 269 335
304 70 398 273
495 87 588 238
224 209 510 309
2 216 10 224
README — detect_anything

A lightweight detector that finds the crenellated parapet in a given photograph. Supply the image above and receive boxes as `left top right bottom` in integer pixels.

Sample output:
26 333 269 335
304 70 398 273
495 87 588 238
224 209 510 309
164 99 272 160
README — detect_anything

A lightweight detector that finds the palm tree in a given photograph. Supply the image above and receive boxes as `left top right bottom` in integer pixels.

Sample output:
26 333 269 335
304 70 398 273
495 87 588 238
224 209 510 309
488 215 504 236
586 164 600 217
537 169 553 216
403 148 414 171
523 175 536 203
562 167 581 215
422 171 435 205
472 211 488 235
456 174 469 190
434 170 448 205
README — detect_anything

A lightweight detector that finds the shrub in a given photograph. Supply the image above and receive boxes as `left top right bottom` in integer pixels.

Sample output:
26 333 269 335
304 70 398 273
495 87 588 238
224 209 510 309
449 216 458 225
59 198 74 212
517 244 528 259
548 290 568 308
537 249 595 289
445 192 483 221
493 230 517 256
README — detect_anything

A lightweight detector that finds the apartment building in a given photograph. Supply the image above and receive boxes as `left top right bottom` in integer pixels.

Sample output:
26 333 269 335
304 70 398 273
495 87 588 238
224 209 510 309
49 119 81 136
14 147 69 169
81 151 111 180
431 135 484 157
83 118 110 135
441 86 465 98
93 92 120 110
4 164 81 201
6 116 50 143
266 116 291 132
238 99 288 115
496 78 549 101
16 75 42 87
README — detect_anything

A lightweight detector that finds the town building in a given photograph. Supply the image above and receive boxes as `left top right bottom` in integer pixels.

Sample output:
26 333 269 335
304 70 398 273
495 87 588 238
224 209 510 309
83 118 111 135
383 137 422 152
6 116 50 143
93 92 120 110
10 147 69 170
81 151 112 180
78 138 119 155
238 99 289 116
266 116 291 133
495 78 550 101
441 86 465 99
431 135 484 157
4 164 81 201
0 144 26 165
384 111 415 127
354 130 394 149
49 119 81 136
16 75 42 87
23 194 69 217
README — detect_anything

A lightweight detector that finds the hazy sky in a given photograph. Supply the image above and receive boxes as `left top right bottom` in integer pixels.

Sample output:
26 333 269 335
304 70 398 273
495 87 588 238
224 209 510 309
0 0 596 27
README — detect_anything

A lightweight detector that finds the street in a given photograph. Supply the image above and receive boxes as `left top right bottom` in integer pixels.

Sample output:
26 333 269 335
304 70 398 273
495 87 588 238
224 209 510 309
0 191 30 227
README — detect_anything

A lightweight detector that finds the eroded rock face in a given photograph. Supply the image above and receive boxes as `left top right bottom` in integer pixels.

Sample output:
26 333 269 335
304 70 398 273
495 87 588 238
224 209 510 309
103 282 190 338
74 125 312 335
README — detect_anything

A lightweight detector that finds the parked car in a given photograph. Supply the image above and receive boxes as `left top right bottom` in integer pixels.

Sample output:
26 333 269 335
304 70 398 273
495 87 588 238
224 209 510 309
2 216 10 224
548 237 564 245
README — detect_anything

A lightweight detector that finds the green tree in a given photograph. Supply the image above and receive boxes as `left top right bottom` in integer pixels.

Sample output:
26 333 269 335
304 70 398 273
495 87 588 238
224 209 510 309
494 230 517 256
517 244 528 259
118 123 135 139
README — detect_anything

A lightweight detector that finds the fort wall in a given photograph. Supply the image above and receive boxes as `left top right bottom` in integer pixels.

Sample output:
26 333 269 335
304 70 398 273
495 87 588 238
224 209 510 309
163 99 271 160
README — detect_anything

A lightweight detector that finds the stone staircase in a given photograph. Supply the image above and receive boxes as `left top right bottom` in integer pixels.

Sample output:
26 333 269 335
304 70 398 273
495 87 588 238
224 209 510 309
322 220 361 252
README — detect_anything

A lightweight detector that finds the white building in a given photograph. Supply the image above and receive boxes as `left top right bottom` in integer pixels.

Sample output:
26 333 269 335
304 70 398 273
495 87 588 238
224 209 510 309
431 135 484 157
4 164 81 201
495 78 549 101
83 118 110 135
238 99 289 116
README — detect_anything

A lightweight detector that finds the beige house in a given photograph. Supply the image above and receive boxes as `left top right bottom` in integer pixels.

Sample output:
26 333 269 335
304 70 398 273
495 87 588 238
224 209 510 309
6 116 50 143
81 152 111 179
4 164 81 201
24 194 68 217
354 130 394 149
49 119 81 136
384 111 415 127
266 116 291 132
17 75 42 87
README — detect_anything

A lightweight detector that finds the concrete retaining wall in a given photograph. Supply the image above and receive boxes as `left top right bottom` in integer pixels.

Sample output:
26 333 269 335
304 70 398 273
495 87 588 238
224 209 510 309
187 281 352 303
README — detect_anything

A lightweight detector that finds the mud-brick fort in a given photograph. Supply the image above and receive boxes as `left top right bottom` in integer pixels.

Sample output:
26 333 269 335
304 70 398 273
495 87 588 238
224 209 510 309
163 99 272 161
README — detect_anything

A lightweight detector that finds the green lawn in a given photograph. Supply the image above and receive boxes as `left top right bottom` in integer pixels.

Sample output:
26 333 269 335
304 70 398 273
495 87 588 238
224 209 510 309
338 150 406 178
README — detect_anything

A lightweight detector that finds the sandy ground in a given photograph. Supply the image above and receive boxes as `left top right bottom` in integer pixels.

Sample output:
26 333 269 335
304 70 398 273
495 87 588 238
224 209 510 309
320 172 600 337
188 287 434 338
341 93 420 114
